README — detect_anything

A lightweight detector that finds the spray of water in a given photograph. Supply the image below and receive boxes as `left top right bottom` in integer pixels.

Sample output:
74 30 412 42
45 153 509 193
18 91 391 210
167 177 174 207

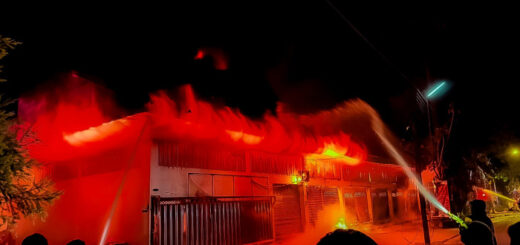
371 118 468 229
478 187 516 202
98 118 149 245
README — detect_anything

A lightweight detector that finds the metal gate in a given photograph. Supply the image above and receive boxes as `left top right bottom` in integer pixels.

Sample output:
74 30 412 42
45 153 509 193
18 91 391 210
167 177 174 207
306 185 323 226
306 186 339 226
371 189 390 223
343 188 370 223
323 187 339 205
273 184 303 241
152 196 274 245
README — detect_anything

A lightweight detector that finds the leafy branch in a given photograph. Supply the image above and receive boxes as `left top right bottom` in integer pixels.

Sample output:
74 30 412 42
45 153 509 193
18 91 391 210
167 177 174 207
1 36 61 230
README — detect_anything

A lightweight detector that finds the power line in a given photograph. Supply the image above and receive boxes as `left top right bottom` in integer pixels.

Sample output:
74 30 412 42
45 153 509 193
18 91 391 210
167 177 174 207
324 0 426 100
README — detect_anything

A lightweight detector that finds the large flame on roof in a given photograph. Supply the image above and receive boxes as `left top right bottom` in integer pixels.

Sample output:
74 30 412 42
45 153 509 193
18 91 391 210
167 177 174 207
306 142 362 166
145 85 366 161
19 75 366 164
63 118 131 146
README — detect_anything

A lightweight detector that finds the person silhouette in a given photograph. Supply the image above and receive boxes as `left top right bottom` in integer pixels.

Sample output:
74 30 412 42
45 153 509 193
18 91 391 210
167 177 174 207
460 200 496 245
469 200 494 232
508 222 520 245
67 239 86 245
317 229 377 245
460 221 495 245
21 233 47 245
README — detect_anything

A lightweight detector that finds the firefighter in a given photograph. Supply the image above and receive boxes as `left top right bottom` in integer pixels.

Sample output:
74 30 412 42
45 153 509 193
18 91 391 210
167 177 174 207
460 200 496 245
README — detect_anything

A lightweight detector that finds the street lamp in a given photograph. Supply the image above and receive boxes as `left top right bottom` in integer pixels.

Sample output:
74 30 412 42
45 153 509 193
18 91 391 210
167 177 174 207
415 79 452 245
419 80 452 142
425 80 450 100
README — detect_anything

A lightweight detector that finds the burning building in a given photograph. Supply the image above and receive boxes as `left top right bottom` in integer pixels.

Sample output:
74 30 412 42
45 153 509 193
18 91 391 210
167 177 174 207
13 76 420 244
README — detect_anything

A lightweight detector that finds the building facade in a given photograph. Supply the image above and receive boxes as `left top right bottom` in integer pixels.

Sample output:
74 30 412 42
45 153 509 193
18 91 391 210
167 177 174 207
150 140 419 244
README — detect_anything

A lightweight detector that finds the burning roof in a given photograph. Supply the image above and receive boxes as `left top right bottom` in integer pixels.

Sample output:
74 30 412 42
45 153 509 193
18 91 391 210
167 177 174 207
18 74 374 166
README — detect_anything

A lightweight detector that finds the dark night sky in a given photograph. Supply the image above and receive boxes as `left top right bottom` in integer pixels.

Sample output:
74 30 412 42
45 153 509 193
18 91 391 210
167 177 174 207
2 2 520 151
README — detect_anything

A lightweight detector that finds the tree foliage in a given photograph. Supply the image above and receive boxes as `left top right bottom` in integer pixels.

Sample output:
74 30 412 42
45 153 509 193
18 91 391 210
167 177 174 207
1 36 61 229
0 35 22 83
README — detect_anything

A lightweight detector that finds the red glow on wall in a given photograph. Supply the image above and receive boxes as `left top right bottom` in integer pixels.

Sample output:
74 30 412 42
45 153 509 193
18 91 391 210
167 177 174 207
15 76 150 244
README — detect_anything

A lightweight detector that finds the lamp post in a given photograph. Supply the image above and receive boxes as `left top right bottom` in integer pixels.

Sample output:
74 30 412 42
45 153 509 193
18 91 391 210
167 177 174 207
415 80 451 245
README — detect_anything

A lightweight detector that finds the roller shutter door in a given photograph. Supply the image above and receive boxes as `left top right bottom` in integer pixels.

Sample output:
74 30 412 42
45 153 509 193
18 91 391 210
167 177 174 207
371 189 390 223
273 184 303 240
343 188 370 223
306 186 339 226
323 187 339 205
306 186 323 226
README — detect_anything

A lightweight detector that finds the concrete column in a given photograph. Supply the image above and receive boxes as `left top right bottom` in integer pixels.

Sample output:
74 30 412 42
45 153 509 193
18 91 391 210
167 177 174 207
387 190 394 219
366 188 374 223
299 185 307 231
338 187 345 213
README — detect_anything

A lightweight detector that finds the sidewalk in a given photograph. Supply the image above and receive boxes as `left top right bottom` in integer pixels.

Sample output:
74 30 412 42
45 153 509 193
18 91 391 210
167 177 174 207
367 212 520 245
362 220 462 245
489 210 519 218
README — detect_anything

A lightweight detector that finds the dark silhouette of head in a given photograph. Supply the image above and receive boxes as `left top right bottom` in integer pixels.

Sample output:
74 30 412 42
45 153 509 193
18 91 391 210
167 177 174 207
67 239 86 245
471 199 487 216
317 229 377 245
461 221 494 245
508 222 520 245
21 233 48 245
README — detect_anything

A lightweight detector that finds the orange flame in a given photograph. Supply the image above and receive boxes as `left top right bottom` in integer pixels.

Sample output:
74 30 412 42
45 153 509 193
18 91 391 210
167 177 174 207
305 142 363 166
63 118 130 146
225 130 264 145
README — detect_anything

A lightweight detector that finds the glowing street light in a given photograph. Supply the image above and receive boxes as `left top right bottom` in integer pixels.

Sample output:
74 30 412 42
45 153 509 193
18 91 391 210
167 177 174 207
510 147 520 157
425 81 450 100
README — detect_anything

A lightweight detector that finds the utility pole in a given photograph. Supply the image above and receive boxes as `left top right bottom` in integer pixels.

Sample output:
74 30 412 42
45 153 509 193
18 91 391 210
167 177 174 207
413 126 431 245
414 80 450 245
417 172 431 245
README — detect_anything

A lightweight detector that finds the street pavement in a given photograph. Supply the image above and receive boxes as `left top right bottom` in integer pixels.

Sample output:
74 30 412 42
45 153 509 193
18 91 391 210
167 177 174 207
490 212 520 245
365 212 520 245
